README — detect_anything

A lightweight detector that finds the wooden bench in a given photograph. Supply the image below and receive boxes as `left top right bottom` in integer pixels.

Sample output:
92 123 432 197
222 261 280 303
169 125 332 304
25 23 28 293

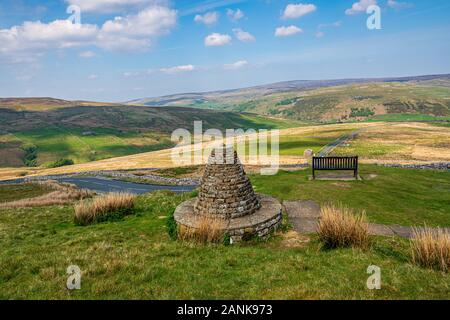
312 156 358 179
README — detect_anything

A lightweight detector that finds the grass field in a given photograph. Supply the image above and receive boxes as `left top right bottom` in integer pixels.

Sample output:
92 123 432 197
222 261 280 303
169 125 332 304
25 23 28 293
11 127 174 166
0 122 449 181
332 123 450 161
0 123 366 179
1 188 449 299
239 114 307 129
278 127 354 156
368 113 450 123
0 184 49 203
251 165 450 227
0 106 303 168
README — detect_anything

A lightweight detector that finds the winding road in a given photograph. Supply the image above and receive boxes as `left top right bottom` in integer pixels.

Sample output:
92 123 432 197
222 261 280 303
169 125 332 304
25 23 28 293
0 176 197 194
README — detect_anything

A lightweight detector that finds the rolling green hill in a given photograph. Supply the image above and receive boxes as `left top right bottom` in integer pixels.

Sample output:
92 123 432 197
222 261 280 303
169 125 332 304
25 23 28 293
0 102 300 168
130 75 450 123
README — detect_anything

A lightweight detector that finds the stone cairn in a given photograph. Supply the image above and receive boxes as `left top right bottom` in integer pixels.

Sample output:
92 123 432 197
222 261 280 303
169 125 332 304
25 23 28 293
174 145 282 242
194 145 261 219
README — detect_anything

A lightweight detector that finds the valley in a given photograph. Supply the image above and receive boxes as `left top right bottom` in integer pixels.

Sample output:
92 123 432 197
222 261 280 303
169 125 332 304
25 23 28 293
1 75 449 180
0 99 298 168
0 121 449 181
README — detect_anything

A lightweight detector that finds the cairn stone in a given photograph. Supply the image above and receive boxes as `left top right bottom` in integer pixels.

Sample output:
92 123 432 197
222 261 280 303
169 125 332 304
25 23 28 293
174 145 282 243
194 145 261 219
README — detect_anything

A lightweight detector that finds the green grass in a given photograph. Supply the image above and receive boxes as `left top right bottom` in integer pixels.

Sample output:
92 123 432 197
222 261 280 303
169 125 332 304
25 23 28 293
278 128 354 156
11 127 173 166
227 128 354 157
0 109 302 168
191 82 450 123
0 184 49 203
239 114 308 129
154 166 200 178
332 141 405 158
279 136 333 155
368 113 450 123
230 134 343 158
250 166 450 227
0 190 449 299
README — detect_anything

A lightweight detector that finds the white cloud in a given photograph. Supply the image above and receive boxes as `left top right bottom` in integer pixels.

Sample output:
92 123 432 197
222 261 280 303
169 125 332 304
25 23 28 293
282 3 317 19
316 31 324 38
275 25 303 37
345 0 377 15
160 64 195 74
0 20 98 52
79 50 96 58
227 8 244 21
0 20 98 63
387 0 411 10
233 28 255 43
194 11 219 26
97 6 177 51
224 60 248 70
88 74 98 80
65 0 164 13
0 5 177 62
204 33 232 46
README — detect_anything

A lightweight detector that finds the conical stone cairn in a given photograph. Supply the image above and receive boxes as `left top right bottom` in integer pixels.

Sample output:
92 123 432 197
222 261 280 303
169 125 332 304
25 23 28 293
174 145 282 242
194 145 261 219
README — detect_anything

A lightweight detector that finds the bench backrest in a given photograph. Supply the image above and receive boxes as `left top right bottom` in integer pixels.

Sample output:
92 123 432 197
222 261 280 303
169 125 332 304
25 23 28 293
312 156 358 170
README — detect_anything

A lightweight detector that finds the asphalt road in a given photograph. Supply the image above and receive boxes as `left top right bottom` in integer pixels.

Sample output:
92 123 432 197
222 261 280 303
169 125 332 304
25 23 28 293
316 129 364 157
0 176 197 194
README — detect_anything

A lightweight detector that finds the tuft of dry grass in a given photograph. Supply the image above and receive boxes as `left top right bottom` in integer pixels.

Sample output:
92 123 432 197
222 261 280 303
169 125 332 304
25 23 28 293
178 216 226 244
74 192 136 226
317 204 370 249
411 227 450 272
0 180 94 208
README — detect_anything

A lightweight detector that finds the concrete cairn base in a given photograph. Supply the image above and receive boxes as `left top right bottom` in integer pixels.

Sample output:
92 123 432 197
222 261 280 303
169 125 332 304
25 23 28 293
174 145 282 243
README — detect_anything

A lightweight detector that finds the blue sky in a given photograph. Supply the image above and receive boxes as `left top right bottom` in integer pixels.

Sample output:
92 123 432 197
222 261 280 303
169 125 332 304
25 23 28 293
0 0 449 102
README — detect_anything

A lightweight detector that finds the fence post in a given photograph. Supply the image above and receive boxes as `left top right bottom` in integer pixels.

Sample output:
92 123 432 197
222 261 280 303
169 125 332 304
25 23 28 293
312 157 315 180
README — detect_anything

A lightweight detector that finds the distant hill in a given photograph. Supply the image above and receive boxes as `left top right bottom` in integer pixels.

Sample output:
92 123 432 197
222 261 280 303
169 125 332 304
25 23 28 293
0 102 295 168
0 104 288 133
128 74 450 122
0 97 119 111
